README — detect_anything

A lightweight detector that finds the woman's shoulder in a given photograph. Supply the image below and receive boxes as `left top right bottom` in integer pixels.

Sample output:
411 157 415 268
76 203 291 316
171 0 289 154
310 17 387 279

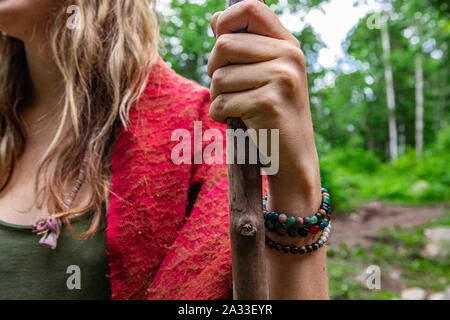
112 54 221 168
133 55 211 116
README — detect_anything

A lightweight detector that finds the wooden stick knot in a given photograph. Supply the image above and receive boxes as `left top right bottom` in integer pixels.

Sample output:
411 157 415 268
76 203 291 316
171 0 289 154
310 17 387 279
239 223 257 237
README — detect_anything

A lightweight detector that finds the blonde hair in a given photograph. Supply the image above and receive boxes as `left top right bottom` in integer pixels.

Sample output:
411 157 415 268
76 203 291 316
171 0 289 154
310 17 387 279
0 0 161 239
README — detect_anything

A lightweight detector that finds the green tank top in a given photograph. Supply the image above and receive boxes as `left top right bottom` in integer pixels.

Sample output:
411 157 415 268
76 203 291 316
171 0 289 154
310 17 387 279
0 212 111 300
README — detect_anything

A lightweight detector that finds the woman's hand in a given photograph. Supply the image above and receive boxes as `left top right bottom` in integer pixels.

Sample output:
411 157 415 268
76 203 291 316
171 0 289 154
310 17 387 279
208 0 322 216
208 1 329 299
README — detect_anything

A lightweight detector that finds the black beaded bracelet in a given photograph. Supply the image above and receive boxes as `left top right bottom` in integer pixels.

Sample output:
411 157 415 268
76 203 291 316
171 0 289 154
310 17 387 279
263 188 331 237
265 222 332 254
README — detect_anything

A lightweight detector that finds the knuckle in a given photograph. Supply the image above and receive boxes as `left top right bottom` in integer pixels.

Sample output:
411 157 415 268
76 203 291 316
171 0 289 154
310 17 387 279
207 58 214 78
209 103 220 121
272 63 299 88
215 93 226 107
211 68 226 87
257 91 280 116
210 94 226 120
290 37 301 49
209 86 218 102
215 34 233 52
285 45 303 61
243 0 260 16
211 12 220 26
285 45 306 69
296 47 307 67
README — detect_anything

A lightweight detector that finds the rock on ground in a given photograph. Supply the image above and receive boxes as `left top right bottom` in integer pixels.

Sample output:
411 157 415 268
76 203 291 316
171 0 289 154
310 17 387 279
400 288 427 300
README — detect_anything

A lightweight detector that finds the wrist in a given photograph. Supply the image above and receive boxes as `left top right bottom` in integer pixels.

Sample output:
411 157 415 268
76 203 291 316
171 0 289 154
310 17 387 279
266 165 322 215
265 165 323 246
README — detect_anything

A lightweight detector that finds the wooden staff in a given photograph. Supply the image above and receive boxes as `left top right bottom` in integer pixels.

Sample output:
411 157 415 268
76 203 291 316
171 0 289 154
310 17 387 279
226 0 269 300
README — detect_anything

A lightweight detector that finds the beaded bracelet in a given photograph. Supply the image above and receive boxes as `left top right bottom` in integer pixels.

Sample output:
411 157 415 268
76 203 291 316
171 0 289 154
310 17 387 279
265 223 332 254
263 188 331 238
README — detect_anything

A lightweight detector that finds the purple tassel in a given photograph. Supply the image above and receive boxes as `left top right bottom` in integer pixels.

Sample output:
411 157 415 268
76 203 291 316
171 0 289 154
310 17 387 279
32 218 62 250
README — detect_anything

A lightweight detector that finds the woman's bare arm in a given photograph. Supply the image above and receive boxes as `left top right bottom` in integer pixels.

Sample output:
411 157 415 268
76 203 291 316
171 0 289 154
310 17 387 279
208 0 328 299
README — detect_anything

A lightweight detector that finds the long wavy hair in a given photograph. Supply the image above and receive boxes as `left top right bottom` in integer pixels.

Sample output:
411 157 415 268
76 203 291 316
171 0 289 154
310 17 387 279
0 0 161 239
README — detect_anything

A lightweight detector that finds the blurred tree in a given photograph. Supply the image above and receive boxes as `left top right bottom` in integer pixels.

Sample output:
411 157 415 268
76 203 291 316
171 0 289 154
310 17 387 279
390 0 449 157
159 0 329 85
314 0 449 161
159 0 225 85
381 19 399 161
157 0 449 210
158 0 449 164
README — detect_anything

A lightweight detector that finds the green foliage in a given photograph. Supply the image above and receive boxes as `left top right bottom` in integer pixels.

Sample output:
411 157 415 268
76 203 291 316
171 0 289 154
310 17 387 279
159 0 449 212
159 0 226 85
159 0 329 85
312 0 449 163
320 128 450 212
327 211 450 300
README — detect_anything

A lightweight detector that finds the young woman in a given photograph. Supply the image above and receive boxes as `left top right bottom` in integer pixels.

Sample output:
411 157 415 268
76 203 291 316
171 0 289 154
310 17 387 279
0 0 328 299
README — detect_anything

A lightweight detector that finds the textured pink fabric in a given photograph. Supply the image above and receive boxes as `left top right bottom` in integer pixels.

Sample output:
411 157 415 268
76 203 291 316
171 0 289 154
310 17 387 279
107 55 233 300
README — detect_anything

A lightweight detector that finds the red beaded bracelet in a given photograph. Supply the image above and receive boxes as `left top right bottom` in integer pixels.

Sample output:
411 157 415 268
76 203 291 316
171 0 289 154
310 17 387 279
263 188 331 237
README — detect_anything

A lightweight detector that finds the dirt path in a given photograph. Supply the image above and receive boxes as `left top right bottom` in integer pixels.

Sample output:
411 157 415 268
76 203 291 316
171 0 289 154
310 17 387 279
328 201 448 249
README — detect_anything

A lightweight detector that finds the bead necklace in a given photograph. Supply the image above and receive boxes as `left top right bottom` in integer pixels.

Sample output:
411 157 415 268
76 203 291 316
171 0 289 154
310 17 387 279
32 152 89 250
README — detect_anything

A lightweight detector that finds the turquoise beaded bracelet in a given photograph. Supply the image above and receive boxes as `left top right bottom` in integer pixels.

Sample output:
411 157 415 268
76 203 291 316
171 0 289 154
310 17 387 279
263 188 331 238
265 222 332 254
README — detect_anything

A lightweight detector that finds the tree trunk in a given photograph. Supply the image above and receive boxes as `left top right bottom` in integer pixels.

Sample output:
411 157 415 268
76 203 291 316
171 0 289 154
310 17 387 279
436 43 447 133
415 52 424 158
399 123 406 156
381 23 398 161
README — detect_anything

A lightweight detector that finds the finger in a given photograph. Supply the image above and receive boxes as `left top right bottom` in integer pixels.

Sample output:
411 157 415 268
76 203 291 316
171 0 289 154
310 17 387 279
209 84 277 124
210 61 272 101
207 33 302 77
210 55 306 102
210 11 222 38
215 0 296 43
210 90 257 124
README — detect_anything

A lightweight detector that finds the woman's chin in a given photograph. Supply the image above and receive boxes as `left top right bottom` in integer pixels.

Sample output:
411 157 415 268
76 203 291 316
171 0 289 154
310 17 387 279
0 0 59 40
